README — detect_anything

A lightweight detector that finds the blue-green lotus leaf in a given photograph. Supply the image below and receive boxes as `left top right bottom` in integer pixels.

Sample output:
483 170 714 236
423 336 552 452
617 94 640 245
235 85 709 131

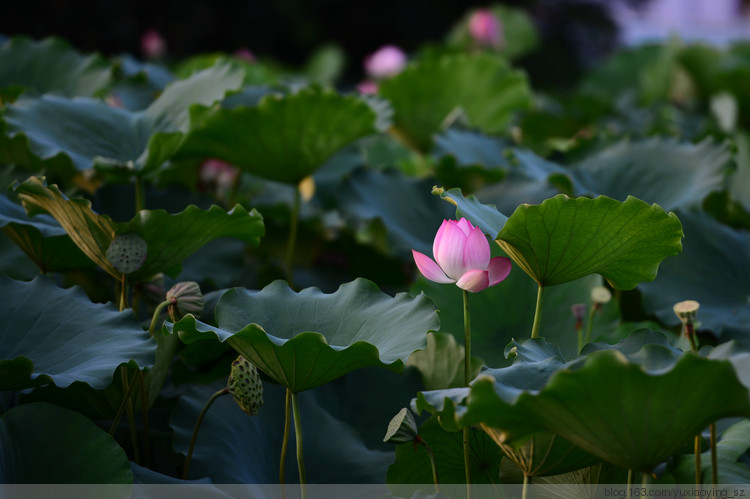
640 209 750 337
0 276 155 391
176 85 384 185
0 402 133 484
166 278 438 392
0 36 112 98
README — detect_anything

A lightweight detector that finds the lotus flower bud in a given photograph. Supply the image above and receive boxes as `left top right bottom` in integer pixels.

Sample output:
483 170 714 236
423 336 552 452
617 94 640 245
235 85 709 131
227 356 264 416
364 45 407 80
468 8 504 48
141 28 166 59
107 233 148 274
383 407 419 444
166 281 204 321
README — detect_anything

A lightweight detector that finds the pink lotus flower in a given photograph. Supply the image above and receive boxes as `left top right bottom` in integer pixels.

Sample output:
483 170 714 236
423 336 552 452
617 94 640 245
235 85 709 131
141 28 167 59
233 48 256 62
413 218 511 292
356 80 378 95
364 45 407 79
468 9 504 48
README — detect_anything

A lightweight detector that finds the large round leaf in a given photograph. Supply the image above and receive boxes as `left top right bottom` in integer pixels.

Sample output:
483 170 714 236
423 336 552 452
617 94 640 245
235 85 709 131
640 209 750 337
571 138 729 211
379 53 531 152
0 402 133 485
177 86 383 184
2 62 244 176
0 36 112 99
0 276 155 391
14 176 264 280
170 379 393 483
496 194 684 289
166 278 438 392
415 333 750 472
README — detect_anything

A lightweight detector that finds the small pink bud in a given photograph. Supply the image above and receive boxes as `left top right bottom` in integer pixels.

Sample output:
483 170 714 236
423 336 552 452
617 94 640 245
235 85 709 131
468 9 504 48
233 48 256 62
357 80 379 95
364 45 407 79
141 28 167 59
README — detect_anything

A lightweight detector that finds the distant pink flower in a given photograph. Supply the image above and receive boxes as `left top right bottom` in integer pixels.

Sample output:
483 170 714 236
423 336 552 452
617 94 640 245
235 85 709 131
233 48 256 62
199 159 239 194
105 93 125 108
413 218 511 293
357 80 378 95
468 9 504 48
141 28 167 59
364 45 407 79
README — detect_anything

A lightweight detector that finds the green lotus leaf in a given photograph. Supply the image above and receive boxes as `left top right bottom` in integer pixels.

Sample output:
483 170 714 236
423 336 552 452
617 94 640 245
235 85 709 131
386 415 501 495
670 419 750 484
406 332 483 390
0 276 155 391
13 176 264 280
419 333 750 473
0 192 92 272
496 194 684 289
640 209 750 336
432 186 508 238
0 402 133 485
0 36 112 99
166 278 438 392
571 138 730 211
2 62 244 177
170 379 394 483
176 85 382 184
379 53 531 152
482 428 599 478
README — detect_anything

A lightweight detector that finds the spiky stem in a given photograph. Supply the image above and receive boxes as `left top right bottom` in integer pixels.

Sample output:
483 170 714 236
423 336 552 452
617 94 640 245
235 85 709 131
462 289 472 498
291 391 307 498
531 284 544 339
280 388 292 484
183 388 229 479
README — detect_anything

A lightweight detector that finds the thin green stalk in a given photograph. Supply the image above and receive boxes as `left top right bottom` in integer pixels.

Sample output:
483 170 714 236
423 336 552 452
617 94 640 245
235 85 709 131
627 469 633 499
531 285 544 339
121 366 141 466
280 388 292 484
119 274 127 312
521 474 529 499
710 423 718 486
462 289 472 498
109 369 139 436
285 187 301 289
417 438 440 493
695 434 702 488
148 300 169 337
291 391 307 499
183 388 229 480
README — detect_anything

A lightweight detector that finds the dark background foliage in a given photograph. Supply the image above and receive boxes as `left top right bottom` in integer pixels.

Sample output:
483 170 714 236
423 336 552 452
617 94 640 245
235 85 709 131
2 0 647 88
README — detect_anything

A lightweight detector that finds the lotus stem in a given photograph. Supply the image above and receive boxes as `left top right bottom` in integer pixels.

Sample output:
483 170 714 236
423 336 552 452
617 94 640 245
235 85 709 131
119 274 127 312
280 388 292 485
462 289 472 498
695 434 702 488
627 469 633 499
109 368 139 437
531 284 544 339
416 436 440 493
183 387 229 479
285 185 301 289
135 175 145 213
583 303 597 345
711 422 718 486
148 300 169 337
522 473 529 499
291 391 307 498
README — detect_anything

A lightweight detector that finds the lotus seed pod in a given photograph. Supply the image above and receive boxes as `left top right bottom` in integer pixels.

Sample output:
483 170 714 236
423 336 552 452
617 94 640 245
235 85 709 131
106 233 148 274
591 286 612 305
673 300 700 324
166 281 204 321
227 356 264 416
383 407 419 444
